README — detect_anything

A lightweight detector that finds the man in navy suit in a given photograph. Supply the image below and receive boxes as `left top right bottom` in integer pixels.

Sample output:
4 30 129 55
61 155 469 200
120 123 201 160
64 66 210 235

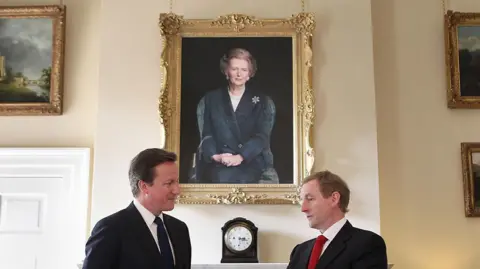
287 170 388 269
82 148 191 269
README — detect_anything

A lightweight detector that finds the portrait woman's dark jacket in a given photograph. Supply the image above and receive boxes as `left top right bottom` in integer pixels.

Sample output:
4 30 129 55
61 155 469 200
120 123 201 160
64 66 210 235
195 86 275 184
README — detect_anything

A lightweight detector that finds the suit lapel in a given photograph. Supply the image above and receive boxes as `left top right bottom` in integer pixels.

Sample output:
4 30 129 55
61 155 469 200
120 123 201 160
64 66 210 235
316 221 353 269
221 87 242 141
126 203 163 268
301 239 316 269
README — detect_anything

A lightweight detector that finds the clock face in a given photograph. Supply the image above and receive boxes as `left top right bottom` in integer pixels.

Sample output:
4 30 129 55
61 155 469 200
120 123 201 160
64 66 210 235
224 225 253 252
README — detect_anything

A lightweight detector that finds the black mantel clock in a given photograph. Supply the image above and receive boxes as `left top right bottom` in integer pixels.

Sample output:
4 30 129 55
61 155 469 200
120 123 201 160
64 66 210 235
221 217 258 263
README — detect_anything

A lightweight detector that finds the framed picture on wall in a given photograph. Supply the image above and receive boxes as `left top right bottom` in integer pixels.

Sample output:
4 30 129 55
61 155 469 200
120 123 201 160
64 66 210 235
0 5 65 116
461 142 480 217
444 11 480 108
158 13 316 204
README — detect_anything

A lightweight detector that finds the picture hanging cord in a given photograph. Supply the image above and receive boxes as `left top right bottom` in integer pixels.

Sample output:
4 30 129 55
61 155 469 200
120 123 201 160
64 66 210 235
301 0 305 12
442 0 447 14
169 0 173 13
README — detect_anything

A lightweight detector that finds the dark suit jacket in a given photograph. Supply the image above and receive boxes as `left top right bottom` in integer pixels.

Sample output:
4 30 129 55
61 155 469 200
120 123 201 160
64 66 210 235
287 221 388 269
199 87 272 183
82 202 191 269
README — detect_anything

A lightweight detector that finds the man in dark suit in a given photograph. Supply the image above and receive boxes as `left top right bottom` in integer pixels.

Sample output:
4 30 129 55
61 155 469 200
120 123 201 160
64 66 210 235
287 171 388 269
82 148 191 269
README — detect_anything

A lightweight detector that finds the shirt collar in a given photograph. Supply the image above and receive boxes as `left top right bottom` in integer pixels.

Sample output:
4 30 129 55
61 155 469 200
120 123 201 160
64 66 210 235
133 198 163 225
321 217 347 241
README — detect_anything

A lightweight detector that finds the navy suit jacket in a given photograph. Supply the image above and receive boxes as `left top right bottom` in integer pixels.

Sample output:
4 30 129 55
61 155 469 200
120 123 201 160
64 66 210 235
82 203 191 269
198 87 272 183
287 221 388 269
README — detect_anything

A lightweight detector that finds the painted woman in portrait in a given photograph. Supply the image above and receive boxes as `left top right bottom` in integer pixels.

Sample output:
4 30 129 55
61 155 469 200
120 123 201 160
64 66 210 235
193 48 278 184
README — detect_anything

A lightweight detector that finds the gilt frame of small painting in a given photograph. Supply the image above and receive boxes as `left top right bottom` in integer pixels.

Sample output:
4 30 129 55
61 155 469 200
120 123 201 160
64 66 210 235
445 11 480 108
0 5 65 116
461 142 480 217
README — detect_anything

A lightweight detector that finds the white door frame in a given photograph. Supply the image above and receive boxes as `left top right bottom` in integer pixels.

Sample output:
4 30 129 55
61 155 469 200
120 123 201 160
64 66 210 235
0 147 91 268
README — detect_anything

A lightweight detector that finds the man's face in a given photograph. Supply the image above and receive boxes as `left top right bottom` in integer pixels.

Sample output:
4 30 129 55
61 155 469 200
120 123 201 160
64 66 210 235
300 180 339 231
142 162 180 212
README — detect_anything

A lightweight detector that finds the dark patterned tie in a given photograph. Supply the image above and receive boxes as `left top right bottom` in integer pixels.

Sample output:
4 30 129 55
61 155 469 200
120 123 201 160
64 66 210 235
154 217 174 269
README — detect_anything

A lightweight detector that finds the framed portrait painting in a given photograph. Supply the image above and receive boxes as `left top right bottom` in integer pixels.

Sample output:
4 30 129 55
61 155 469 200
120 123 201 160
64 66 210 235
158 13 316 204
0 5 65 116
461 142 480 217
445 11 480 108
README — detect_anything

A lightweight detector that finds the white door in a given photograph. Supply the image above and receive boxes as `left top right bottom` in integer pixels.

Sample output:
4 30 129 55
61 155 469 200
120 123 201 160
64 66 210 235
0 148 90 269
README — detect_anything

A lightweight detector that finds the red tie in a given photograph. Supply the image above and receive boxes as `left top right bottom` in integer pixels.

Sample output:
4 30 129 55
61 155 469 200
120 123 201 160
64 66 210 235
308 235 327 269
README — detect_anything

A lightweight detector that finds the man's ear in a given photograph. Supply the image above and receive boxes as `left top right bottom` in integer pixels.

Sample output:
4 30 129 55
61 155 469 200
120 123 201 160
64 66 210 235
138 180 148 195
330 191 341 206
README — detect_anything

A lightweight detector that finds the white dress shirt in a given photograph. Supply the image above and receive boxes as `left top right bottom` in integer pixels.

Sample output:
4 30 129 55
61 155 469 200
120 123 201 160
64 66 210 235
133 199 176 263
319 217 347 256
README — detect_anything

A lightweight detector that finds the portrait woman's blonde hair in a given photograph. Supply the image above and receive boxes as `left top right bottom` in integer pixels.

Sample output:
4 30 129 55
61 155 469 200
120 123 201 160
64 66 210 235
219 48 258 78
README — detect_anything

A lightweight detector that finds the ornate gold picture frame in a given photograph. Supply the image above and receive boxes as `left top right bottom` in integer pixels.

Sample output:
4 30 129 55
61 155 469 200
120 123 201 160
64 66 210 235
0 5 65 116
444 11 480 108
461 142 480 217
158 12 315 204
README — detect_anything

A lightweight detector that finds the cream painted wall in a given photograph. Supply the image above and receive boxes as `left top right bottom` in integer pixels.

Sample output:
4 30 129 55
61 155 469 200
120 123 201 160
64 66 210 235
373 0 480 269
92 0 380 264
0 0 99 148
16 0 480 267
2 0 480 267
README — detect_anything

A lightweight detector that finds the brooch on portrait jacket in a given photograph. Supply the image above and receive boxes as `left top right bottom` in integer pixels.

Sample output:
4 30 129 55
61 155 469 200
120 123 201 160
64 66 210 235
252 96 260 104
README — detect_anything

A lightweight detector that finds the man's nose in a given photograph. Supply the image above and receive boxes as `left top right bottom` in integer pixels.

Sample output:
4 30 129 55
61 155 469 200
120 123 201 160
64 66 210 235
172 183 181 194
301 201 308 212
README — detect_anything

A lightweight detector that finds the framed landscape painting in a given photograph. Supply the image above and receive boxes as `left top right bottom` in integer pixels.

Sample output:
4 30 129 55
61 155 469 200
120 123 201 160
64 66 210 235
445 11 480 108
461 142 480 217
158 13 316 204
0 5 65 116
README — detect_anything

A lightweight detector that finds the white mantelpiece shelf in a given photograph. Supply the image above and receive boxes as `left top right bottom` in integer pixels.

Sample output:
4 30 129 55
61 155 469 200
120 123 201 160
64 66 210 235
192 264 287 269
191 263 395 269
78 262 394 268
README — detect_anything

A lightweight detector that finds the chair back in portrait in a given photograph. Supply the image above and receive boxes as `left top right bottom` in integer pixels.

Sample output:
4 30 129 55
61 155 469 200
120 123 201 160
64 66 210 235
192 95 279 184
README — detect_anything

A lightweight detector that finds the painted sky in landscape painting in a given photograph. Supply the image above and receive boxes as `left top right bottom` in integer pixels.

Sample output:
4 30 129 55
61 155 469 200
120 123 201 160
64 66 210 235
458 26 480 52
0 18 52 79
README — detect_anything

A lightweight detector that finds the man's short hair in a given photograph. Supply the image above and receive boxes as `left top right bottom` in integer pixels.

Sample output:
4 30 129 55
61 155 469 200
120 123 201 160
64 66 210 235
128 148 177 197
303 170 350 213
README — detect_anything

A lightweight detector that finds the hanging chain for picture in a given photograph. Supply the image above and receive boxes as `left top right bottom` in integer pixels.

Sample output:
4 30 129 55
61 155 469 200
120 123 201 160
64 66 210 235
442 0 447 14
169 0 173 13
301 0 305 12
